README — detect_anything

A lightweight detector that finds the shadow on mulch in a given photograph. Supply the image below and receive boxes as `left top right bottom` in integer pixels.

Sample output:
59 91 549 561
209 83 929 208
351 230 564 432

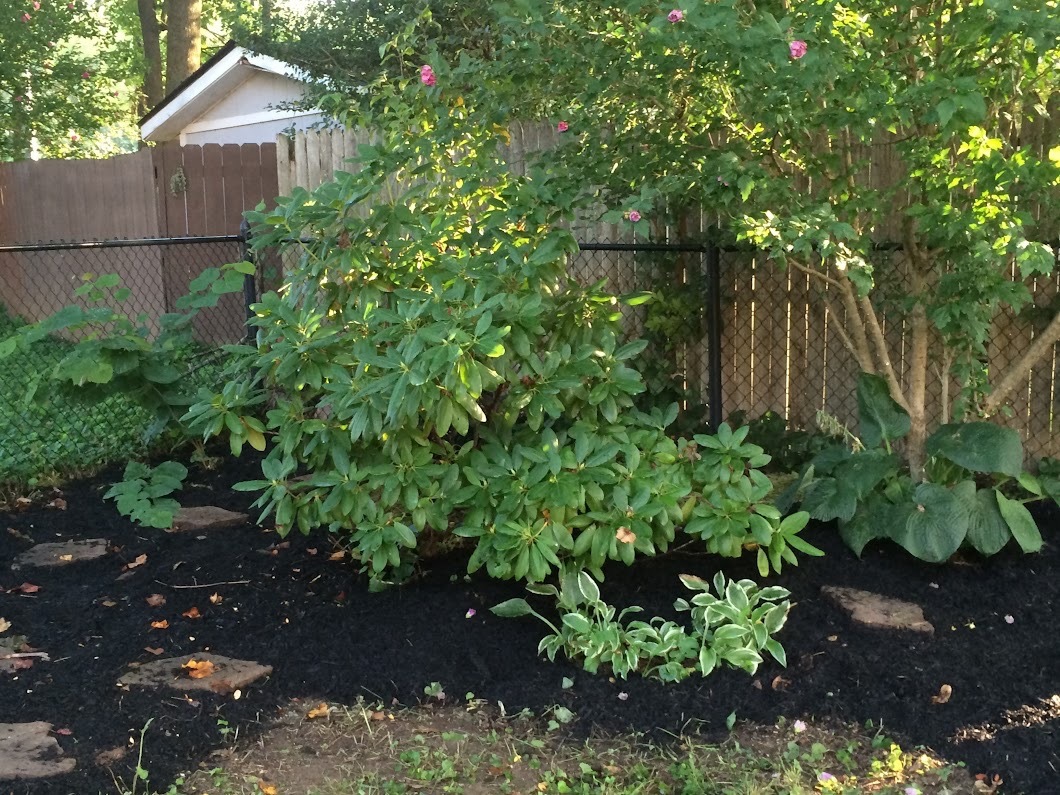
1 453 1058 795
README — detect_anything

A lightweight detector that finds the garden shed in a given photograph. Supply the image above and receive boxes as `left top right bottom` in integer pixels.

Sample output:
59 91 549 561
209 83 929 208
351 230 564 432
139 41 325 146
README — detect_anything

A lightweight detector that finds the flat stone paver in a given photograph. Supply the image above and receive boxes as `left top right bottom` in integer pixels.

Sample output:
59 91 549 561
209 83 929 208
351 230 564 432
12 539 109 569
118 653 272 694
169 506 248 533
0 722 76 780
822 585 934 634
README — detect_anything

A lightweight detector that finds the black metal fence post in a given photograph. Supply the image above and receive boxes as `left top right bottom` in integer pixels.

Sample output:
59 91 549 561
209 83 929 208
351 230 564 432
705 240 723 430
239 218 258 342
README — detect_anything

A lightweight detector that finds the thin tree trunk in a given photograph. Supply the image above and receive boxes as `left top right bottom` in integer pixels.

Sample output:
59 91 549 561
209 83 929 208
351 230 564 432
166 0 202 90
906 300 930 480
983 309 1060 414
137 0 164 108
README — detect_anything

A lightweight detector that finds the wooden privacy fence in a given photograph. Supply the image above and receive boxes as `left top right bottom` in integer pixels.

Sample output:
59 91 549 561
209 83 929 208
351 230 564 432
0 142 278 344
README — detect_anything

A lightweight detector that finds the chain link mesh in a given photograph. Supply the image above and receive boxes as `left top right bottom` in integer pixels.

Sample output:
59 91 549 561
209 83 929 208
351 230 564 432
0 238 248 482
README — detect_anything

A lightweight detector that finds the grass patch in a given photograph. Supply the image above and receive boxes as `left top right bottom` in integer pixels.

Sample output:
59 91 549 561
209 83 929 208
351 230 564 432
126 701 972 795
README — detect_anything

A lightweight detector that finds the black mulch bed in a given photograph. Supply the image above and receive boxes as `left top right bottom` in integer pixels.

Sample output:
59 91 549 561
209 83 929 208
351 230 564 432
2 454 1059 795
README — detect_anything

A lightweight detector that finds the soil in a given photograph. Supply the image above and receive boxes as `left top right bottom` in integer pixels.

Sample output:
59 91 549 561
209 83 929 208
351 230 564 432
1 453 1058 795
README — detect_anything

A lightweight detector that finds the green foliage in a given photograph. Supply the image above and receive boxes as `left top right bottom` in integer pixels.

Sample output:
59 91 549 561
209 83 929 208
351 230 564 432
0 263 252 452
788 373 1046 562
104 460 187 528
727 410 839 474
183 65 813 680
491 568 790 682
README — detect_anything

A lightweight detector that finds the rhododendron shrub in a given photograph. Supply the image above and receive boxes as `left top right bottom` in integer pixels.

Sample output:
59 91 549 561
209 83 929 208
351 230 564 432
185 67 816 680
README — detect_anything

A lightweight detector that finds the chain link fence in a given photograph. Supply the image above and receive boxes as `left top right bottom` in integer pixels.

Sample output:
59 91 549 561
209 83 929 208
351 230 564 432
2 234 1057 484
0 236 251 482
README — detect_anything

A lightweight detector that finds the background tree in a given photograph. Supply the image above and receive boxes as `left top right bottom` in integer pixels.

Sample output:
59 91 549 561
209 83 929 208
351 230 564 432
1 0 129 160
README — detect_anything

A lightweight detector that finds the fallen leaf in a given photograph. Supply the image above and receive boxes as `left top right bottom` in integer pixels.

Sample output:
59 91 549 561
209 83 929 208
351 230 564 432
58 554 73 562
144 647 164 656
94 746 128 766
328 550 345 561
14 497 31 510
931 684 953 704
258 782 278 795
369 711 387 721
751 679 763 690
101 600 118 608
306 547 318 555
17 583 40 594
11 658 33 671
208 592 223 605
615 527 636 544
306 703 330 719
150 620 169 629
182 659 216 679
47 498 67 510
145 594 166 607
54 727 72 736
771 676 791 691
125 554 148 571
182 606 201 619
0 618 10 633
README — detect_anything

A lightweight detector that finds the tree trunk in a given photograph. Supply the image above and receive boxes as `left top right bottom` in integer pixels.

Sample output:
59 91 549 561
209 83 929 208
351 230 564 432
906 301 930 481
137 0 164 108
166 0 202 90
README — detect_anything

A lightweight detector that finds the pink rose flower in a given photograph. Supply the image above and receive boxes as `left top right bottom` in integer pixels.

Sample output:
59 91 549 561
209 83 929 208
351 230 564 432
789 40 808 59
667 9 683 22
420 64 436 87
627 210 642 222
22 12 31 20
557 120 569 133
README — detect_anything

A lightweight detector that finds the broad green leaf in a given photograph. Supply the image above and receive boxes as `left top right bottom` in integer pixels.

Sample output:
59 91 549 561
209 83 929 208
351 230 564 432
490 598 534 618
857 372 910 447
925 422 1023 477
996 492 1043 553
890 483 968 563
965 487 1011 556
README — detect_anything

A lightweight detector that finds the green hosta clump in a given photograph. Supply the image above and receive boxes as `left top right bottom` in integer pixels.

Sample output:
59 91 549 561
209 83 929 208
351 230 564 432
493 569 790 682
104 461 187 529
186 73 813 678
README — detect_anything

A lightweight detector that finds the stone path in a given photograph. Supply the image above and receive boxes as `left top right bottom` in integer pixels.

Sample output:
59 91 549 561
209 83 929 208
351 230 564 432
0 722 76 780
118 653 273 695
2 506 259 781
12 538 109 569
170 505 248 533
822 585 935 634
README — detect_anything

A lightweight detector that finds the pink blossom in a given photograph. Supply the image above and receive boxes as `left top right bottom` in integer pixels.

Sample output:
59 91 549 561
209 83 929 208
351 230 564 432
818 772 835 782
33 1 40 9
557 120 569 133
420 64 436 87
627 210 642 223
789 40 808 60
667 9 683 23
465 608 476 619
81 71 91 79
69 132 79 141
21 12 31 20
793 719 807 733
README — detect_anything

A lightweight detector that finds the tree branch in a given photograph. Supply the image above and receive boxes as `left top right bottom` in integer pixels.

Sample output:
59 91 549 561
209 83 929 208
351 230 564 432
858 293 910 411
983 309 1060 414
836 277 875 373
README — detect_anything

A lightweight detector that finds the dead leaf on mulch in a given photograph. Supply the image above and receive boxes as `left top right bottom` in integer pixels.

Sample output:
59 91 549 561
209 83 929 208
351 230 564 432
124 554 148 571
16 582 41 594
150 620 169 630
100 599 118 608
974 773 1004 793
54 727 72 736
145 594 166 607
13 497 32 511
258 781 279 795
771 675 791 691
0 618 10 634
306 703 330 720
144 647 164 656
328 550 345 561
182 659 216 679
182 606 202 619
208 592 223 605
46 498 67 510
932 684 953 704
94 746 128 766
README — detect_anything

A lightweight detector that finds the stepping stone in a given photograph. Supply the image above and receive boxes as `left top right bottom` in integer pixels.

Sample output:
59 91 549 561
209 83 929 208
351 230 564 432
0 722 76 780
822 586 934 634
12 539 109 569
118 653 272 695
169 506 248 533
